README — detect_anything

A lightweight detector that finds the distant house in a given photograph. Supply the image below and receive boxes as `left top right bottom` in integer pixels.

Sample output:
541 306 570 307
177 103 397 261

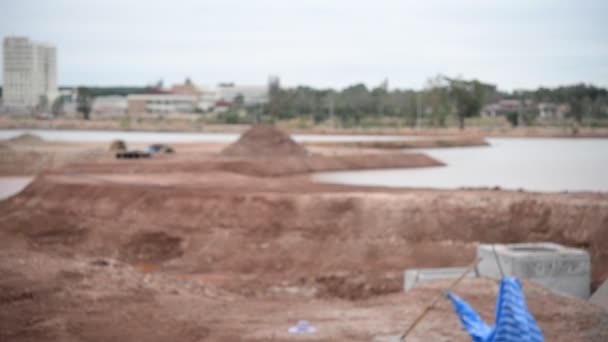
163 80 268 113
538 102 569 119
92 96 127 116
482 99 521 117
127 94 196 115
170 79 200 100
196 86 219 111
217 84 268 106
213 99 231 114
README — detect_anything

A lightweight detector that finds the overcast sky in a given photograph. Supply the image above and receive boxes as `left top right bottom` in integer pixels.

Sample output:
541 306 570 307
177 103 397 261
1 0 607 91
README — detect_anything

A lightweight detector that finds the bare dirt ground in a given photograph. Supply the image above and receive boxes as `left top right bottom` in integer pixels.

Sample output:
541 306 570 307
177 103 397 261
1 170 608 341
0 132 443 177
1 127 607 341
0 136 108 176
304 136 489 150
1 246 606 342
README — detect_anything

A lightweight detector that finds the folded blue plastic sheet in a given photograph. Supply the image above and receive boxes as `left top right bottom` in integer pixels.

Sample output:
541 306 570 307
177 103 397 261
446 278 544 342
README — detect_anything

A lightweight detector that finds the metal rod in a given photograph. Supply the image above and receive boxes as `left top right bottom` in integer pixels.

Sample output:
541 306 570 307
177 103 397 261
492 244 505 278
400 257 482 341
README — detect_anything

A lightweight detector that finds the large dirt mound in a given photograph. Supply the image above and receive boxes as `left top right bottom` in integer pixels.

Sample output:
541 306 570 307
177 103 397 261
109 139 127 152
8 133 45 145
221 125 308 158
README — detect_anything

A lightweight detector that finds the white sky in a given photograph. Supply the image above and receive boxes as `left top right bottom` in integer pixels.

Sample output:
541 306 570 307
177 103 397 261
1 0 607 91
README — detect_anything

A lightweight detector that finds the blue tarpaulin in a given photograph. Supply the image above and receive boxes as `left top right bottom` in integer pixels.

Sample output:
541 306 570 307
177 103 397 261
446 278 544 342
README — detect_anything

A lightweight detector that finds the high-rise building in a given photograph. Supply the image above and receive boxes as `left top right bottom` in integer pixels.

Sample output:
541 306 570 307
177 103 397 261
2 36 57 107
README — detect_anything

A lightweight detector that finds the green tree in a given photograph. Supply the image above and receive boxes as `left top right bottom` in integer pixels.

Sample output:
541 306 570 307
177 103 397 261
51 96 64 117
339 84 373 126
267 76 281 121
425 76 451 127
232 93 245 110
371 79 389 118
76 87 93 120
446 78 485 130
36 95 49 113
523 83 607 123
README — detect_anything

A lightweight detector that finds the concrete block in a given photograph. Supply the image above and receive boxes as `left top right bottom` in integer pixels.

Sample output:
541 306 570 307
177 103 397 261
477 242 591 299
404 267 479 292
589 278 608 311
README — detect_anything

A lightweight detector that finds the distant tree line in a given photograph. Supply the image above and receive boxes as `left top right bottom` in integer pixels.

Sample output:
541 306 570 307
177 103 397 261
61 86 154 98
514 84 608 123
67 86 155 120
263 76 496 129
263 76 608 129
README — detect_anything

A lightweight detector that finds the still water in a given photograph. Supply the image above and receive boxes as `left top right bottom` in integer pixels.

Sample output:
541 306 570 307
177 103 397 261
0 129 418 143
314 138 608 193
0 177 33 200
2 129 607 193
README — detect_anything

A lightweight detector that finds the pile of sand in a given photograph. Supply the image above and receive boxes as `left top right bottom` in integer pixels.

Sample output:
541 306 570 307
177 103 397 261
8 133 45 145
221 125 308 158
109 139 127 152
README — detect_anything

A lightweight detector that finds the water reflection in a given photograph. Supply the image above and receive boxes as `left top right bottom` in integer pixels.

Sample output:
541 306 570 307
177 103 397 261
314 138 608 192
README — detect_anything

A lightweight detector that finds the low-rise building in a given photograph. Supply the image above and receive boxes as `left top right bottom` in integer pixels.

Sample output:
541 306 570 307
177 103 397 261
196 86 219 111
482 99 521 117
92 96 127 116
127 94 196 115
538 102 569 119
170 79 200 100
217 84 268 106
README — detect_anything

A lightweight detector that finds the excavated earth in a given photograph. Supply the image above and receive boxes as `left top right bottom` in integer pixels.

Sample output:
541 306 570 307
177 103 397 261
221 125 310 158
1 167 608 341
1 128 607 341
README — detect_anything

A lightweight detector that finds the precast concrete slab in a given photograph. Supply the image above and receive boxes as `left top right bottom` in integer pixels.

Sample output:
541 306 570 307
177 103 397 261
589 278 608 311
477 242 590 299
404 267 479 292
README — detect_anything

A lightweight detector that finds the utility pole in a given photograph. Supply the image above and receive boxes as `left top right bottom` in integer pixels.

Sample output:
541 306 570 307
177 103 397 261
518 98 524 127
329 97 335 129
416 91 422 130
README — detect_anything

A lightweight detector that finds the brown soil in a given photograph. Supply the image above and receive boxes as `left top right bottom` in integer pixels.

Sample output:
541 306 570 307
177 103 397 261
221 125 309 158
306 136 489 150
2 126 448 177
61 152 443 177
0 149 56 175
1 127 607 340
1 248 605 342
8 133 45 144
0 136 114 176
108 139 127 151
121 231 184 263
0 144 108 176
1 172 607 341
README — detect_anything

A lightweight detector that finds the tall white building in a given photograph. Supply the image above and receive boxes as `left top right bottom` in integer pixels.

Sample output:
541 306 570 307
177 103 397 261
2 36 58 107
